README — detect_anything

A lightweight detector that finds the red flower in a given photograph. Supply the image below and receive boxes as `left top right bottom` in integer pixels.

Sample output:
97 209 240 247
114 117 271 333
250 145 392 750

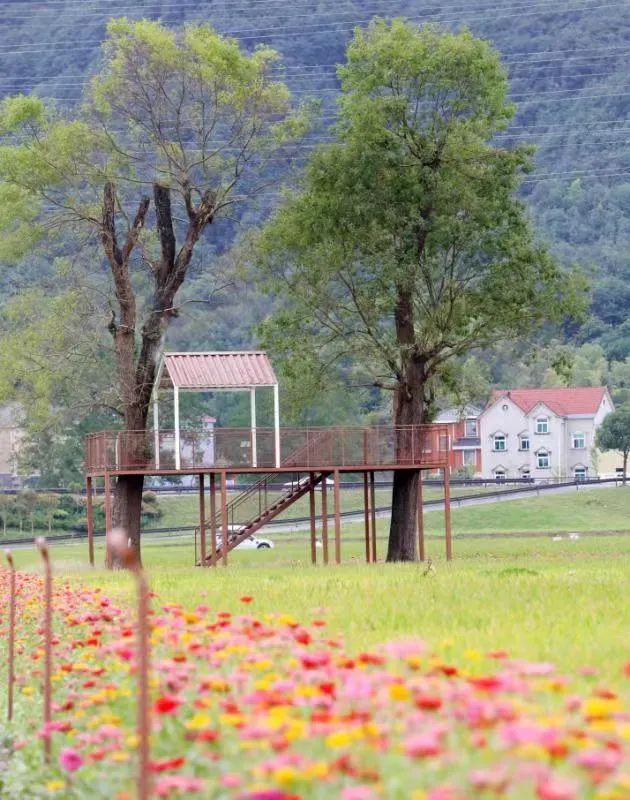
154 695 181 714
240 596 254 603
415 694 443 711
150 756 186 773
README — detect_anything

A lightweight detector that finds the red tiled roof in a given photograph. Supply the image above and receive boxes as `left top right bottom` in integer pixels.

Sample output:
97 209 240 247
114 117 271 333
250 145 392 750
159 352 277 390
490 387 608 416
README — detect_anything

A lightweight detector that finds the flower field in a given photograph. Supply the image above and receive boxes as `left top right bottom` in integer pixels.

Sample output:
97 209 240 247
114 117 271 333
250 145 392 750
1 564 629 800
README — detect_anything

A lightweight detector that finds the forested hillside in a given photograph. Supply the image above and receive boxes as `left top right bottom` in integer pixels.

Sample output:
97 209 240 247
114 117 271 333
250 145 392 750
0 1 629 482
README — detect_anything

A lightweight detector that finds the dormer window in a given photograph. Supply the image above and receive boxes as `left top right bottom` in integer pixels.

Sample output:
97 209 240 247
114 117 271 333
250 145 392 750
465 419 478 437
536 449 550 469
519 433 530 451
493 433 506 452
536 417 549 434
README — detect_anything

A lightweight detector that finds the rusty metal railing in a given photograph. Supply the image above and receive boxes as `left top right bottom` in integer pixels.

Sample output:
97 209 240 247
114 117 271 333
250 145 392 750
85 425 449 473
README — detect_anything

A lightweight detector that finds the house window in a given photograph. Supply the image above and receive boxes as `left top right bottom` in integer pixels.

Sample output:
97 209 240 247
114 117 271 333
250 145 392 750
463 449 476 466
519 434 530 451
493 433 506 451
536 417 549 434
494 469 506 481
465 419 478 437
574 466 587 481
572 432 585 449
521 467 531 479
537 449 550 469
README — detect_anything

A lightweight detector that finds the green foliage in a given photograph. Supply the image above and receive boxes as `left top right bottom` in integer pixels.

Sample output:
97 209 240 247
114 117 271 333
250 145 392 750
596 406 630 461
257 21 585 415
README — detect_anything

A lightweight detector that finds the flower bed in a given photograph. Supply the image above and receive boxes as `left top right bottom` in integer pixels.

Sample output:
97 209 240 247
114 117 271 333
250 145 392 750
0 568 628 799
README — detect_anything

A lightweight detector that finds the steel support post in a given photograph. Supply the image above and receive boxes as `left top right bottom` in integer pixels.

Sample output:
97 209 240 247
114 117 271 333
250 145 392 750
363 471 371 563
333 470 341 565
321 477 329 565
370 471 377 562
86 476 94 567
220 471 229 567
444 465 453 561
104 473 113 568
417 469 425 562
210 473 217 568
309 472 317 565
199 474 206 565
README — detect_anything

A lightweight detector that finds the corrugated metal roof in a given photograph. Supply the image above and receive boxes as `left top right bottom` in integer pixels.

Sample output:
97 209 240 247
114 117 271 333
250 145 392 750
159 352 277 390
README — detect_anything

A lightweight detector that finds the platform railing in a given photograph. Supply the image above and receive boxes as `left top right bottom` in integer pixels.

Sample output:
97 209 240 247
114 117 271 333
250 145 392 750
85 425 450 473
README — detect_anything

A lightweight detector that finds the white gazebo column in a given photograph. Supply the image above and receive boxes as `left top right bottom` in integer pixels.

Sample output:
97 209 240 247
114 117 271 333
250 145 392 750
250 388 257 468
174 386 181 471
273 383 281 468
153 391 160 469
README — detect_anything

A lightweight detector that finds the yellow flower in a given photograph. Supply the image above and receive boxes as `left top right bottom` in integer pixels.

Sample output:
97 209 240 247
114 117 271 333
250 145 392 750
274 767 298 785
185 713 213 731
325 730 354 748
219 713 243 727
583 697 622 719
21 686 34 696
304 762 328 780
389 683 411 701
464 649 482 662
46 780 65 792
110 751 130 762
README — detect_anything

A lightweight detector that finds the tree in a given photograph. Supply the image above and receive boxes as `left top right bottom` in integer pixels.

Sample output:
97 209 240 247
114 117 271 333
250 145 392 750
0 19 308 566
596 407 630 485
256 20 585 561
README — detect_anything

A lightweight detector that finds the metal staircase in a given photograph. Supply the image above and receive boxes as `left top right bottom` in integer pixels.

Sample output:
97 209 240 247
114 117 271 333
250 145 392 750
195 430 335 566
197 471 329 566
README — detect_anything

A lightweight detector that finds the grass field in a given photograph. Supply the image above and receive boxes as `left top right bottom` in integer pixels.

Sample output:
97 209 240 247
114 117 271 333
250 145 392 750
150 481 513 529
150 484 630 537
5 492 629 799
11 527 630 685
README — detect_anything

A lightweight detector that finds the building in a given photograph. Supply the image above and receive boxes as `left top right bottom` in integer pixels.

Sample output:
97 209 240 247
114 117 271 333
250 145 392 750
435 406 482 475
0 405 23 488
480 387 614 480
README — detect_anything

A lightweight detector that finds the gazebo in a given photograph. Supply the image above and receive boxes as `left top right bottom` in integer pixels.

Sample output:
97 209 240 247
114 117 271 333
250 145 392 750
152 351 280 470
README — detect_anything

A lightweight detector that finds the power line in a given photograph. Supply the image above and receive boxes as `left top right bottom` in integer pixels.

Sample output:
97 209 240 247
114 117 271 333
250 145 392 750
0 0 627 53
0 0 614 23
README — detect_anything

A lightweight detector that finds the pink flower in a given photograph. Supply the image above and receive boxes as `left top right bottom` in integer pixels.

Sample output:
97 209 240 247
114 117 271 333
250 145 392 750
341 787 378 800
59 747 83 773
536 777 580 800
155 775 204 797
404 727 446 759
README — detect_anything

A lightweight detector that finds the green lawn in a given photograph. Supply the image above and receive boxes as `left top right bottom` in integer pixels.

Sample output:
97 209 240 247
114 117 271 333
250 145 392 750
150 482 512 530
150 484 630 537
11 526 630 686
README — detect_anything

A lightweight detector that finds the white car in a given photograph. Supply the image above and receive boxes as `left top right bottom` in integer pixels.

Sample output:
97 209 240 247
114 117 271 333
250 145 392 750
217 531 274 550
282 476 335 491
236 536 274 550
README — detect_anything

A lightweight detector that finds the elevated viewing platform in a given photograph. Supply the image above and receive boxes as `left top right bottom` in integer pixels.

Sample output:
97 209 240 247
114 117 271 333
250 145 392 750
85 424 450 476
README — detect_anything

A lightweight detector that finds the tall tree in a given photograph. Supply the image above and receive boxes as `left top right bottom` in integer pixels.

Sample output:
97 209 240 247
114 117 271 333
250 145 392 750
256 20 585 561
0 19 308 565
596 407 630 485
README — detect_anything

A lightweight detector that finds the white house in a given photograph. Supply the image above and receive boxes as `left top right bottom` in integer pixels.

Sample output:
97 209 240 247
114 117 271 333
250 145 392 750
480 387 614 480
0 405 24 488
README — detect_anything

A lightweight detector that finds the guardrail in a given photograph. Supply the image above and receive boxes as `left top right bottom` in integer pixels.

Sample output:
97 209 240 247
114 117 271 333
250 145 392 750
0 475 626 547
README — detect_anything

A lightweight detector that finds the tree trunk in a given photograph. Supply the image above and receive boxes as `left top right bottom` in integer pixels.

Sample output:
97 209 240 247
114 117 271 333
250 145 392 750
386 286 426 562
101 182 212 569
110 473 145 564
